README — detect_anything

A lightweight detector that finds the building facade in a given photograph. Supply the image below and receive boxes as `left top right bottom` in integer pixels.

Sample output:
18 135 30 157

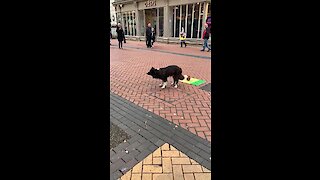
112 0 211 44
110 0 117 25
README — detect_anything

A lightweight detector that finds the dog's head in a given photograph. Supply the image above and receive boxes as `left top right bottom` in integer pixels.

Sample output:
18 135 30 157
146 67 159 78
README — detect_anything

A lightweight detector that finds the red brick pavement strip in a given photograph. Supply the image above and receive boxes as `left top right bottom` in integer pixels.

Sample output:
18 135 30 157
110 45 212 141
111 39 211 58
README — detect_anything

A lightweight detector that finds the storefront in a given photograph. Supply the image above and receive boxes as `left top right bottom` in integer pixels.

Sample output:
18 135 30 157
112 0 211 41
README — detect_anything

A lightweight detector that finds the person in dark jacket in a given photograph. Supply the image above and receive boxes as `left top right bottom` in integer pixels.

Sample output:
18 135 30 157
116 23 125 49
201 23 211 52
146 23 152 48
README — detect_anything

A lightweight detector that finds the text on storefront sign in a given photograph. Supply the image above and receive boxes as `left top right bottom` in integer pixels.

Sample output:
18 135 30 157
145 0 156 7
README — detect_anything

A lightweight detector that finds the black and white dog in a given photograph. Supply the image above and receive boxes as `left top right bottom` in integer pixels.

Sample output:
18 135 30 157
147 65 190 89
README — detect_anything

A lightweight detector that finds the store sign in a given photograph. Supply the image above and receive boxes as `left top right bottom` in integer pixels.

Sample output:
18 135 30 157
145 0 156 7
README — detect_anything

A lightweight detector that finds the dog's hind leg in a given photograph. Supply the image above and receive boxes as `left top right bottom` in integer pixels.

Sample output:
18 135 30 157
173 76 179 88
171 76 176 85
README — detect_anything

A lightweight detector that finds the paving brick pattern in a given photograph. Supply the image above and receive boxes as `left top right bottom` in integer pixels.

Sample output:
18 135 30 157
110 93 211 180
110 42 212 141
120 143 211 180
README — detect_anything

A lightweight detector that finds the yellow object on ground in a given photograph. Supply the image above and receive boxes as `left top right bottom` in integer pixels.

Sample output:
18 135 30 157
180 76 206 86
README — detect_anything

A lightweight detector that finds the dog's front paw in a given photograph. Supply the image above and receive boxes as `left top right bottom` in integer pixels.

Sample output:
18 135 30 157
161 85 166 89
174 84 178 88
159 84 163 87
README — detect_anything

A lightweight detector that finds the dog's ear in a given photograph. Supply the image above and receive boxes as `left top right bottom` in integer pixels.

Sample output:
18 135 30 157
151 67 155 70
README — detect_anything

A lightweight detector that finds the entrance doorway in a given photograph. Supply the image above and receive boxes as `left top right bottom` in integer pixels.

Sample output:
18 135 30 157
145 8 157 34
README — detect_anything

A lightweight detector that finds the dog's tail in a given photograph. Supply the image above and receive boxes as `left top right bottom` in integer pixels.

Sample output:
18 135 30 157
179 74 191 81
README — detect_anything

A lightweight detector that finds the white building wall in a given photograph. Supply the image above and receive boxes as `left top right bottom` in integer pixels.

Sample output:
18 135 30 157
110 0 117 24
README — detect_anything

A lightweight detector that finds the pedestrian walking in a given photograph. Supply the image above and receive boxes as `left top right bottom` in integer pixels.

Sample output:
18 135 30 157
146 23 152 48
179 27 187 47
116 23 125 49
201 23 211 52
151 27 156 46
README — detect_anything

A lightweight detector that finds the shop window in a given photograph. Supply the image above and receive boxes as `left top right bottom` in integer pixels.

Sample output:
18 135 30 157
172 8 175 37
130 12 133 36
181 5 186 34
159 8 164 37
187 4 193 38
193 3 199 38
175 6 180 37
199 2 206 38
199 14 203 38
133 12 136 36
127 13 131 35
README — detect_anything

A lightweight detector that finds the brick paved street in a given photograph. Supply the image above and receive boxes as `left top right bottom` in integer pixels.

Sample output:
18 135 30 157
110 40 212 141
120 143 211 180
110 93 211 180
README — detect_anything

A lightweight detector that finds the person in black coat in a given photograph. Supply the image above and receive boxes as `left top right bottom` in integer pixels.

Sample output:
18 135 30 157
146 23 152 48
116 23 125 49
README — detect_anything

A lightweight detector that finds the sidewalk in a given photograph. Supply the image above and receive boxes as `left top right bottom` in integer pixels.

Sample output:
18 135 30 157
110 40 211 141
110 93 211 180
110 39 212 58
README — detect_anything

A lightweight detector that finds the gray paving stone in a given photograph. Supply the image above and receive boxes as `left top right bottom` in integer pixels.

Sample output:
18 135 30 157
125 141 141 151
117 123 129 130
110 149 116 157
201 160 211 170
160 136 175 145
111 170 123 180
110 118 121 125
127 134 143 143
110 150 127 163
154 139 165 147
149 137 160 144
110 159 125 173
136 141 153 152
148 144 158 152
185 151 205 164
137 137 148 144
170 142 190 155
120 158 139 174
198 149 211 160
121 153 134 163
171 135 201 153
200 83 211 92
196 143 211 154
139 130 153 139
110 153 122 163
112 142 130 153
135 149 152 162
124 128 136 136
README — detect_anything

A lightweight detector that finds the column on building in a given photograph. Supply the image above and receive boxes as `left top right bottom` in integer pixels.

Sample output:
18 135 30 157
143 10 146 36
163 0 172 38
134 1 140 37
156 8 160 37
120 5 124 27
